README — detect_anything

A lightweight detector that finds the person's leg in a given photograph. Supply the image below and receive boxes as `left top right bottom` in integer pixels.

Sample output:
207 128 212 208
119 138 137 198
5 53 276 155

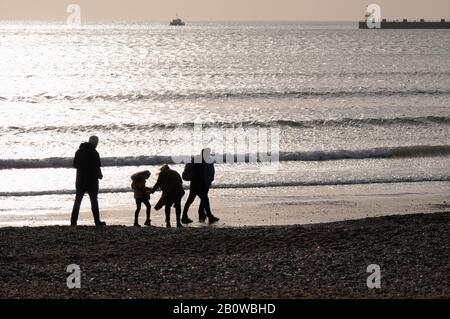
181 189 195 223
199 192 212 218
165 204 171 228
143 199 151 226
71 189 85 226
199 189 220 224
175 199 182 228
198 201 207 222
198 200 205 219
87 187 104 225
198 185 209 221
134 199 142 226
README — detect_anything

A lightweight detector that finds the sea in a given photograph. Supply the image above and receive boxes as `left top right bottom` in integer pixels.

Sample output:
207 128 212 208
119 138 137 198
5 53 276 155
0 21 449 224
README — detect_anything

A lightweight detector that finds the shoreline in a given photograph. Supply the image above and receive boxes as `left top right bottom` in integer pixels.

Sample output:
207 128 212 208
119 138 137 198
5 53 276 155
1 181 448 228
0 211 448 298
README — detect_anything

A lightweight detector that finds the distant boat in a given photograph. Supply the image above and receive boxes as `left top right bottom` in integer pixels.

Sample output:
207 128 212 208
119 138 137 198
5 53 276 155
170 17 185 26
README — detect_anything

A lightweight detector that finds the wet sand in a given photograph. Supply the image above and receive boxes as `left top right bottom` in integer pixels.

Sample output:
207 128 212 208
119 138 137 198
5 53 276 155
0 211 448 298
1 181 449 228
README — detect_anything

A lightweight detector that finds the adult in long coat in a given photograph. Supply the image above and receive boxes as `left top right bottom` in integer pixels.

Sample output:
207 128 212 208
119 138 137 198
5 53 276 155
152 165 185 228
70 136 106 226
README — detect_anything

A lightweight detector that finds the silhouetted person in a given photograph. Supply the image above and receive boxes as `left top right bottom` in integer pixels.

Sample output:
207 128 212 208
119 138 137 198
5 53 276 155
70 136 106 226
198 148 215 221
151 165 185 228
131 170 152 227
181 148 220 224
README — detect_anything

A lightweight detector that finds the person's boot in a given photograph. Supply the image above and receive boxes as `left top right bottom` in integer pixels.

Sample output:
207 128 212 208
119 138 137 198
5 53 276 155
199 214 207 223
95 221 106 226
134 222 141 227
181 216 193 224
144 219 151 227
208 216 220 224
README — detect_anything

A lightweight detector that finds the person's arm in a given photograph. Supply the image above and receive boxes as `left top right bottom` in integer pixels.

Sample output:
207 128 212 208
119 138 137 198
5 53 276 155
137 181 151 193
73 150 80 169
211 164 215 182
95 151 103 180
151 175 162 193
176 172 183 184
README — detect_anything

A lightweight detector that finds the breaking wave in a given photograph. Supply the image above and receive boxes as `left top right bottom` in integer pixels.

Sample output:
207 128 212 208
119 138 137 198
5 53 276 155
1 145 449 170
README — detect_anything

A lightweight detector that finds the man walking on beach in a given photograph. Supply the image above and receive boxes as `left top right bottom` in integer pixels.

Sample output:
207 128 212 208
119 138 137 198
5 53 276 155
70 136 106 226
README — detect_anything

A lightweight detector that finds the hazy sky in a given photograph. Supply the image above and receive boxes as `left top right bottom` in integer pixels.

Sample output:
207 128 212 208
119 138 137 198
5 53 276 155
1 0 449 22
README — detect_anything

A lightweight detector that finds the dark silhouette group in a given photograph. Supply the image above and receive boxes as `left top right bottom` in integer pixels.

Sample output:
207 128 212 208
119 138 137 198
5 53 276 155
70 136 220 228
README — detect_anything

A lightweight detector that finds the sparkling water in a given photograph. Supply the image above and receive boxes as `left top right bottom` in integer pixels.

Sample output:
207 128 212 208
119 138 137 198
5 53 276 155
0 22 449 218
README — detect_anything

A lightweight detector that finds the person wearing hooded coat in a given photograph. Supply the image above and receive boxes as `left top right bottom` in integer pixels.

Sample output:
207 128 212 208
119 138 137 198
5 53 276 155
151 164 185 228
70 136 106 226
131 170 152 227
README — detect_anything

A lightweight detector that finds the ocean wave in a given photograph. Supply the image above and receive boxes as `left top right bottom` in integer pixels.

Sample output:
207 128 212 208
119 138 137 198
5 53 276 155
3 116 450 134
1 176 449 197
281 145 450 161
2 88 450 103
0 145 449 170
